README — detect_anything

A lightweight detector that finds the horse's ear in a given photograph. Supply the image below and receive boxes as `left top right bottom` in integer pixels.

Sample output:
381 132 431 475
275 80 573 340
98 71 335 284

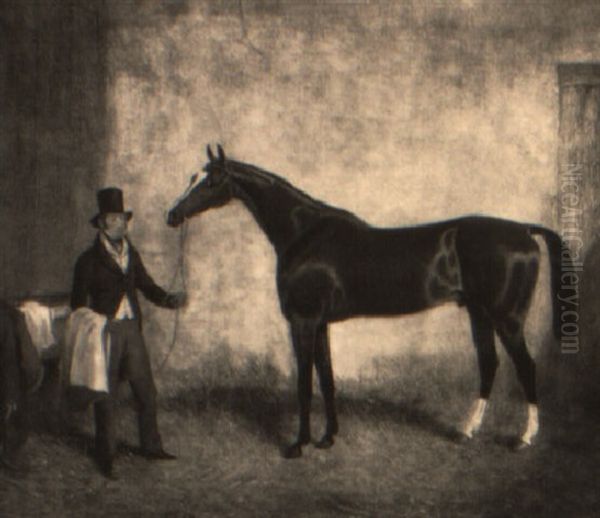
217 144 225 162
206 144 215 162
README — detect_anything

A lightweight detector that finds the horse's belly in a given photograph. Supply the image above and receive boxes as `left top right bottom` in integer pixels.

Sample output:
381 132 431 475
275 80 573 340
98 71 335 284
342 273 459 317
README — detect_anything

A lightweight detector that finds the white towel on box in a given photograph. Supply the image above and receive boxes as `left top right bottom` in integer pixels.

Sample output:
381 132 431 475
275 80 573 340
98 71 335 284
65 308 111 393
18 301 56 353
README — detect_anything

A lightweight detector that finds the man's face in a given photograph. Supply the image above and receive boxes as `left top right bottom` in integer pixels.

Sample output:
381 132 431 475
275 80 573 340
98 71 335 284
100 213 128 241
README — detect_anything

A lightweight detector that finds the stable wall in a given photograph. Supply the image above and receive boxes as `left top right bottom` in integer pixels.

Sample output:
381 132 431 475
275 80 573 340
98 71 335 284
101 0 576 381
0 0 109 299
5 1 600 384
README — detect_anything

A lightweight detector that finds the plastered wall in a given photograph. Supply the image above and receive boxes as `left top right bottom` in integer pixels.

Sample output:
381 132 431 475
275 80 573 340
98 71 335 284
5 1 600 381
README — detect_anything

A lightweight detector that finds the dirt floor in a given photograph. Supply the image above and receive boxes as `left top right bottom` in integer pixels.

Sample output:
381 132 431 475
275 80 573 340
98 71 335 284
1 359 599 518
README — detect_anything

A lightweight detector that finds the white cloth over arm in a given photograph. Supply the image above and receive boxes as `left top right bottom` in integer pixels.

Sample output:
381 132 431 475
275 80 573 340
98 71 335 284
18 300 57 353
65 308 111 393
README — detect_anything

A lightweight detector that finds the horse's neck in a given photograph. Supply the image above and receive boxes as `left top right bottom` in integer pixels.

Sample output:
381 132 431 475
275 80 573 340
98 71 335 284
232 173 323 255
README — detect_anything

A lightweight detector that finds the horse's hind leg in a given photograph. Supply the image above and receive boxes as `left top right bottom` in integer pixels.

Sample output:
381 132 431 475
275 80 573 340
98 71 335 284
495 254 539 447
462 305 497 439
496 325 538 447
314 323 338 449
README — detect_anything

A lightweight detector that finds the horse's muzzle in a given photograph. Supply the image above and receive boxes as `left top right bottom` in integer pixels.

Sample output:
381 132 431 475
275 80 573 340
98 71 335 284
167 210 183 228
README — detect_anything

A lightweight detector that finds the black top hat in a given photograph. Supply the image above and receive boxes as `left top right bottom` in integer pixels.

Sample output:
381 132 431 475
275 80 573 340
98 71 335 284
90 187 133 228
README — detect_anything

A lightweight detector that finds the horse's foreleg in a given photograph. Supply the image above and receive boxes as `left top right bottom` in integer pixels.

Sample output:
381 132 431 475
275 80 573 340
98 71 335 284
461 398 489 439
314 323 337 449
462 306 497 439
284 320 316 459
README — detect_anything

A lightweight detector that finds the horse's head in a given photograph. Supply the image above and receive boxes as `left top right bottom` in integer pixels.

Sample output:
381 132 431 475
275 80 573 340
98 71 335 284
167 144 234 227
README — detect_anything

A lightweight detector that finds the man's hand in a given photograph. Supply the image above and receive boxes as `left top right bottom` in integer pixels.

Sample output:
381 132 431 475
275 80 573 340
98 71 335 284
166 291 187 309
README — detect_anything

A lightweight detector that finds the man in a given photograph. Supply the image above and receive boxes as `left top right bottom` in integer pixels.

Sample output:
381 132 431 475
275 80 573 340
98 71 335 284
71 187 186 478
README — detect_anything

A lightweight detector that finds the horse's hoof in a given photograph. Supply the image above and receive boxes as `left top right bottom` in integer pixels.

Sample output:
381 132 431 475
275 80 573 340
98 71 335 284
282 443 303 459
315 435 335 449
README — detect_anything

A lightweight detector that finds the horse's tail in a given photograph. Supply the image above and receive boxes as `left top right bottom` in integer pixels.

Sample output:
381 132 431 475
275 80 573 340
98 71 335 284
529 225 568 339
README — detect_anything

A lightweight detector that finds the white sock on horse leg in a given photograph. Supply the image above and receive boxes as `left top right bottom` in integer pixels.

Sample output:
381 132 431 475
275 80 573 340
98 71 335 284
461 398 488 438
520 403 539 445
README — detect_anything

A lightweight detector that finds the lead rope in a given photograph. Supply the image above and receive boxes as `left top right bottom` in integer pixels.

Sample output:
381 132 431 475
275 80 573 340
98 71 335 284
156 219 189 373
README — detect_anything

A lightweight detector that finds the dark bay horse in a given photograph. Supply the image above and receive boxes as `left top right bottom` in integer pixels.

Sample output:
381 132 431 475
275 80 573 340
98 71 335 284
167 145 563 458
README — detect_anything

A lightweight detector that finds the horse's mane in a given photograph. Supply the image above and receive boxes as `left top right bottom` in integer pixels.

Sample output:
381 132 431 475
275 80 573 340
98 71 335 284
226 159 366 225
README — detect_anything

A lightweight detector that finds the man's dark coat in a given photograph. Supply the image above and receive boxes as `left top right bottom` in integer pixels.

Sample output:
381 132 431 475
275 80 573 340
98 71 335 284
70 236 176 322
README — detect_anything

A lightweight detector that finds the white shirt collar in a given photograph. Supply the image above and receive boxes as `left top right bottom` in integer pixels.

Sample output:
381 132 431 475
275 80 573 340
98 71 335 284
99 232 129 273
